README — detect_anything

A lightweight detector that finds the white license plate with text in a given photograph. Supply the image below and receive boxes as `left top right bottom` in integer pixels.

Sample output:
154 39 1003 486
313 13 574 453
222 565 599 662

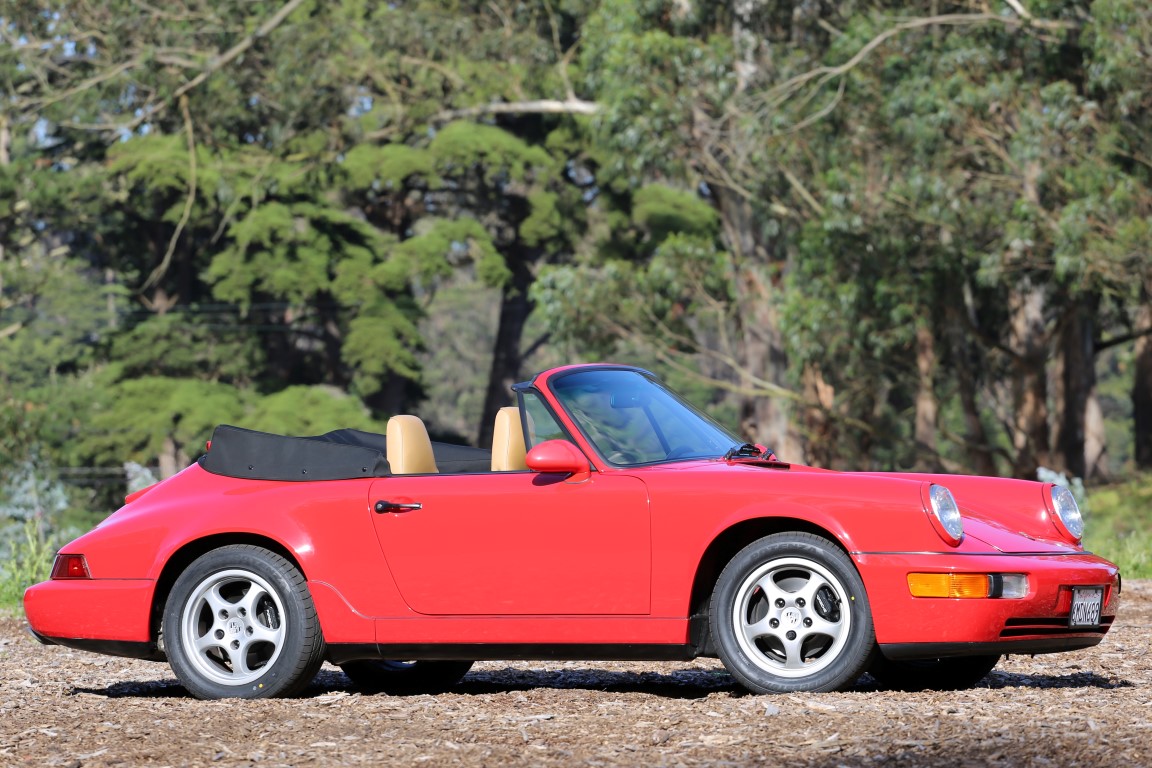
1069 586 1104 628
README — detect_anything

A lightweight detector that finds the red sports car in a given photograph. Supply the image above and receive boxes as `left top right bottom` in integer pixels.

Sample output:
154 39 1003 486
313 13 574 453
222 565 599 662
24 364 1120 699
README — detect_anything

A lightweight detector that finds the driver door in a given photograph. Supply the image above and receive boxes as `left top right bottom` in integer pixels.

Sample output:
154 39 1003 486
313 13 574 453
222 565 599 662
368 470 651 615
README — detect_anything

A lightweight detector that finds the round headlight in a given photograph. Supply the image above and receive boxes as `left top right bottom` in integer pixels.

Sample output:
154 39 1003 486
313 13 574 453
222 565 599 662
1049 485 1084 542
928 484 964 544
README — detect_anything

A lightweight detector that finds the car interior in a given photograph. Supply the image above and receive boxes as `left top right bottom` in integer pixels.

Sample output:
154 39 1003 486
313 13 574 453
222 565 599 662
384 408 530 475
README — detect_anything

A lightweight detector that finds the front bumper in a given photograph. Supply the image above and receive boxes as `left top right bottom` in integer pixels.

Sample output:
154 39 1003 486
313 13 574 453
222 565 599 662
857 551 1119 658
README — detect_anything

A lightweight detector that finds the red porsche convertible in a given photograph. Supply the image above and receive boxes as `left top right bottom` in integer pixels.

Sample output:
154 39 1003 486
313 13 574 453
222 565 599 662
25 364 1120 699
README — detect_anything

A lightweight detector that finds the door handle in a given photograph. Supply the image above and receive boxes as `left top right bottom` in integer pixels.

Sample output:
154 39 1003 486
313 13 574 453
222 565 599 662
374 499 422 513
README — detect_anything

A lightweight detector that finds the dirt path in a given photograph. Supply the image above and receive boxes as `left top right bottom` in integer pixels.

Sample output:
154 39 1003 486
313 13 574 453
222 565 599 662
2 582 1150 767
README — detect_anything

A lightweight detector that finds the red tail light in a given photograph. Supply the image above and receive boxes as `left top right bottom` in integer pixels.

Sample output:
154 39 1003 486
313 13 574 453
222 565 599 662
51 554 91 580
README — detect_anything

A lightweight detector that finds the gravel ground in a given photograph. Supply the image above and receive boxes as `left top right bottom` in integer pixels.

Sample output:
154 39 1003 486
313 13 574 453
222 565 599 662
2 581 1150 768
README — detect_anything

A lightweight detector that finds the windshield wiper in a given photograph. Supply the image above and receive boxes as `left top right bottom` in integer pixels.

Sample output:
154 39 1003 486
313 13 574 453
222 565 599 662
723 443 764 460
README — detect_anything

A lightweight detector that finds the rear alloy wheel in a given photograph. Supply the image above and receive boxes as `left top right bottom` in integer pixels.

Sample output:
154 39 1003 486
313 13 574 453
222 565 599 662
868 654 1001 691
710 533 875 693
340 659 474 694
164 545 325 699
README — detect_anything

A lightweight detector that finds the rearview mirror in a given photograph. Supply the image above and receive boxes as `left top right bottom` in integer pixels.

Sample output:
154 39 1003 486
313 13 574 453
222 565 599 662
610 390 650 408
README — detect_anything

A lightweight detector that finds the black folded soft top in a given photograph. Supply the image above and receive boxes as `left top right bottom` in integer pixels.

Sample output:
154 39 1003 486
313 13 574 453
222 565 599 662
198 424 492 481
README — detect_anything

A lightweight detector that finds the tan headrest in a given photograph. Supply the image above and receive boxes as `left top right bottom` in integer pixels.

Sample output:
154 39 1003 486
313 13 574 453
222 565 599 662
490 407 528 471
386 415 438 474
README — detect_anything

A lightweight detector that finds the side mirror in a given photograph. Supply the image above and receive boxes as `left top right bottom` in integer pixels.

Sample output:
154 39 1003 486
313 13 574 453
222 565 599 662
525 440 592 483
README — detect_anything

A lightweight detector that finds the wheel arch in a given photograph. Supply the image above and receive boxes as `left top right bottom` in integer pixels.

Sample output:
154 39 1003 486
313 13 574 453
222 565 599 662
686 517 854 656
149 533 306 643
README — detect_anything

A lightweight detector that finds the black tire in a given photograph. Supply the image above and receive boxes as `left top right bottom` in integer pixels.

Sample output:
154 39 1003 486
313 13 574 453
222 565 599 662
340 660 474 694
710 532 875 694
868 654 1001 691
163 545 325 700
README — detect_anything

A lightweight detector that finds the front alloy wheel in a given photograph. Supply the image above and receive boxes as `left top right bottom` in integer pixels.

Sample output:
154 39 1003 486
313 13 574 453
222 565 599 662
164 545 325 699
711 533 875 693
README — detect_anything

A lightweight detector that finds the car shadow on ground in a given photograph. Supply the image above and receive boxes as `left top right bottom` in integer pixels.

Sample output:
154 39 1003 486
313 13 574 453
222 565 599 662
980 669 1133 689
67 668 739 700
71 679 189 698
68 666 1132 700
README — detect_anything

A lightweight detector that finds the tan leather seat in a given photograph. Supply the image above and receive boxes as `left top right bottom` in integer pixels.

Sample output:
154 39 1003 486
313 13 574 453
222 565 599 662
386 415 438 474
490 407 528 471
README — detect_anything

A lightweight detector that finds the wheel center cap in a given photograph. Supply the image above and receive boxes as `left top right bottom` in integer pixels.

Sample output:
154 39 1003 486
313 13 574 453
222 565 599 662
781 607 802 627
226 618 244 635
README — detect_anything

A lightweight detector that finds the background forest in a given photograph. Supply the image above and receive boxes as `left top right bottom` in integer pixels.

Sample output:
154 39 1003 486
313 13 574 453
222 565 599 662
3 0 1152 591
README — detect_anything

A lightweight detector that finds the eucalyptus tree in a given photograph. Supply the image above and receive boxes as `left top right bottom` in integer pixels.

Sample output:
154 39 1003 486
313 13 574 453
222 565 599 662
1085 0 1152 471
781 0 1152 478
538 0 1152 477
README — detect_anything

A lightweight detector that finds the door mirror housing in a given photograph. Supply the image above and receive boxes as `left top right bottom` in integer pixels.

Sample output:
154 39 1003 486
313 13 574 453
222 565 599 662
525 440 592 483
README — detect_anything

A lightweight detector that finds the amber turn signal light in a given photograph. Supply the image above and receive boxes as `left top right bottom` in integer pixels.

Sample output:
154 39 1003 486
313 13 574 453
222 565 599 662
908 572 1029 599
908 573 989 598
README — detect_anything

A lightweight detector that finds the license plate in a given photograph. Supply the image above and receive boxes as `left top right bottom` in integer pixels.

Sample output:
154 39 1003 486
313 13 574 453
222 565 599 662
1069 586 1104 628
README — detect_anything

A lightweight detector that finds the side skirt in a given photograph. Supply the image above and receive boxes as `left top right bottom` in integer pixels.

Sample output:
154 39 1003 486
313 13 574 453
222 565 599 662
327 643 699 666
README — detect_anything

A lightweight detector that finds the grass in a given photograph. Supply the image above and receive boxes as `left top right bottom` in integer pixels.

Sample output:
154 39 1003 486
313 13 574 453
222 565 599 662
1084 473 1152 579
0 517 56 607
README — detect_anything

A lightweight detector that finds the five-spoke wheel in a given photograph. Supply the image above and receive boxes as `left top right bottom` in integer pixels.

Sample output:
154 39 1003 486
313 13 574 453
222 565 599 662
164 545 325 699
711 533 875 693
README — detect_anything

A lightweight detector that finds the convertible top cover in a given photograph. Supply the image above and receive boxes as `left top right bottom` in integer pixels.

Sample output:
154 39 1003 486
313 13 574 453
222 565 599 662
198 424 491 481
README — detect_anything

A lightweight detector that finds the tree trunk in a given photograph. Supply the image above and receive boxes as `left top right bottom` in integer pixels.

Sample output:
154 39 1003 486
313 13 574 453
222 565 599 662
0 112 9 297
714 187 804 462
1057 296 1097 480
913 322 941 471
1133 298 1152 469
476 250 534 449
1007 278 1051 479
801 363 835 468
1085 393 1107 481
943 294 998 476
159 436 179 479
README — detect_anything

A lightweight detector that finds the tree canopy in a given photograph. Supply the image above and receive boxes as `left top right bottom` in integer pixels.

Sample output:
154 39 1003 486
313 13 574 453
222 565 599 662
2 0 1151 531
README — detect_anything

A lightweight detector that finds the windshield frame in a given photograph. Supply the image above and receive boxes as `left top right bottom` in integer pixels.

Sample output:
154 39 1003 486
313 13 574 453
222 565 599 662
543 366 745 468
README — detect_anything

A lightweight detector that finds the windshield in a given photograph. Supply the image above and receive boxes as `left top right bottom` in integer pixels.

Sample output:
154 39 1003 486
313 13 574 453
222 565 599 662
549 369 744 466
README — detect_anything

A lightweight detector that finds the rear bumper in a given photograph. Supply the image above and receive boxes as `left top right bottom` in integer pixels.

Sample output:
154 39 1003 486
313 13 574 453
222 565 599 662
23 578 156 651
858 551 1120 651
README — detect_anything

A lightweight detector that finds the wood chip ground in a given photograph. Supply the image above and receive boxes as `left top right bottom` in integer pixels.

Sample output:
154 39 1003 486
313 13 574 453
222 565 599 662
3 581 1149 767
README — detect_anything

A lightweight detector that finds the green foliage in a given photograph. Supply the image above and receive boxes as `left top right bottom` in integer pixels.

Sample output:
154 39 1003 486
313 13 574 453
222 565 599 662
342 145 439 190
1083 474 1152 578
209 200 386 307
631 185 719 248
81 377 245 466
343 302 425 391
243 386 383 435
0 460 74 607
391 218 506 287
4 0 1152 511
106 313 266 385
0 250 116 391
581 3 735 178
430 122 553 184
536 178 732 363
0 517 57 607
